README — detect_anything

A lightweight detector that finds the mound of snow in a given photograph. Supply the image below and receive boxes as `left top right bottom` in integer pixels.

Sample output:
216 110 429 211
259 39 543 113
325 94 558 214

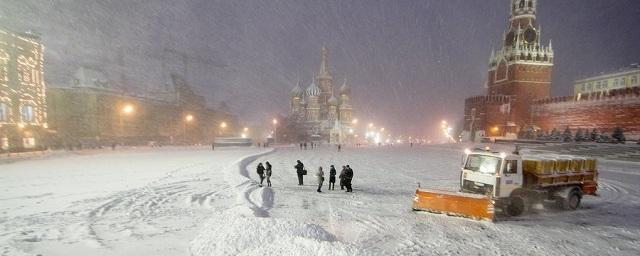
189 210 357 256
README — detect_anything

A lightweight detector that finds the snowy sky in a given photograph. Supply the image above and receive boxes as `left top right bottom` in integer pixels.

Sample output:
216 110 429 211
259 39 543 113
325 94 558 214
1 0 639 138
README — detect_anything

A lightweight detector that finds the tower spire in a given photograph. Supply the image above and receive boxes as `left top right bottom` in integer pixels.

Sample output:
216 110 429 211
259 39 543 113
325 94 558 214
319 46 330 77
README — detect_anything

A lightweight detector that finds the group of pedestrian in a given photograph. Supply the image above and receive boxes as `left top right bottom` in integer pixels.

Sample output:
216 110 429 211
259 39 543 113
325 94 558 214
295 160 354 193
298 142 319 150
255 160 354 193
256 161 273 187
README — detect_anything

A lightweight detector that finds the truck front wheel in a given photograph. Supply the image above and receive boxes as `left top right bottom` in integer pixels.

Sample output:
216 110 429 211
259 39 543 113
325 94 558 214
506 196 526 217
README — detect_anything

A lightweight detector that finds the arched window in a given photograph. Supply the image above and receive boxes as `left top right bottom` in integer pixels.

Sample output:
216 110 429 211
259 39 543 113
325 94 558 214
519 0 525 8
528 0 533 8
21 104 35 122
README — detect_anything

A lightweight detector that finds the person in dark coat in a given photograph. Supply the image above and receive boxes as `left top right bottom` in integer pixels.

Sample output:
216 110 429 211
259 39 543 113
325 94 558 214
265 161 273 187
337 144 341 152
316 167 324 193
339 166 347 190
294 160 305 185
256 163 265 187
328 165 337 190
344 165 354 192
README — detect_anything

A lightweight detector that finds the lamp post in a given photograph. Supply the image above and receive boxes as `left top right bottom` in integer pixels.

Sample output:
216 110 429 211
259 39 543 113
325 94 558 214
184 114 194 143
119 104 134 145
219 121 227 137
272 118 278 145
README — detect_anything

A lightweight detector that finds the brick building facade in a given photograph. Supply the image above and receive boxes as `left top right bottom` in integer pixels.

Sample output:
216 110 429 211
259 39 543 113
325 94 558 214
47 69 239 147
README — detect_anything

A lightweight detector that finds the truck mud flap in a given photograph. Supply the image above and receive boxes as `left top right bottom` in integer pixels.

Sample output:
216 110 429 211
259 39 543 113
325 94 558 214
412 188 495 221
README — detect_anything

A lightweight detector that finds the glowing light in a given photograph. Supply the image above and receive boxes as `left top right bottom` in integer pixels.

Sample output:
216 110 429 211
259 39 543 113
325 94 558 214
500 152 507 158
185 114 194 122
464 148 472 155
368 123 374 128
352 118 358 124
380 127 385 132
220 122 227 128
492 126 499 133
122 104 134 114
485 146 491 151
17 123 25 129
349 128 354 134
243 127 249 132
272 118 278 125
241 133 247 138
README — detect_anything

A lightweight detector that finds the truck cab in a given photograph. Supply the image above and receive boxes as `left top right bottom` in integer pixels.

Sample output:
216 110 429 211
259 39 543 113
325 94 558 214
460 150 523 199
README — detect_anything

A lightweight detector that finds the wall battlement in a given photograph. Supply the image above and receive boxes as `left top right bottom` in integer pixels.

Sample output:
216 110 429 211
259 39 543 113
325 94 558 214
533 86 640 105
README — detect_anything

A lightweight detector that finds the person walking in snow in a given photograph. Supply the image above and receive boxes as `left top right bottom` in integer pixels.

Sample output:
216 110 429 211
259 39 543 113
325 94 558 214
295 160 305 185
316 167 325 193
344 165 354 192
328 165 337 190
256 163 265 187
265 161 273 187
337 144 342 152
339 166 347 190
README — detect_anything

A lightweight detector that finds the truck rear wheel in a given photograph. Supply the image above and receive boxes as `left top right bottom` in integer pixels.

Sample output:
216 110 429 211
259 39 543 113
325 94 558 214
506 196 526 217
556 188 582 210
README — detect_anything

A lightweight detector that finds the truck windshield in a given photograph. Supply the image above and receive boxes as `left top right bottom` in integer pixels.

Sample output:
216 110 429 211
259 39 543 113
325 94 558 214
464 154 502 174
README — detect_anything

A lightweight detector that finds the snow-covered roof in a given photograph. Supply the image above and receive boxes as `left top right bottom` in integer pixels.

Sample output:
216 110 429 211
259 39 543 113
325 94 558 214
306 81 321 96
290 80 303 98
328 94 338 106
340 78 350 95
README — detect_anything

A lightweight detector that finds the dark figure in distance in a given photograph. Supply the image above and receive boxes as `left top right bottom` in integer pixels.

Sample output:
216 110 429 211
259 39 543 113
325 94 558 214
339 166 347 190
337 144 342 152
256 163 265 187
303 142 307 150
299 143 303 150
328 165 337 190
344 165 354 192
265 161 272 187
295 160 305 185
316 167 324 193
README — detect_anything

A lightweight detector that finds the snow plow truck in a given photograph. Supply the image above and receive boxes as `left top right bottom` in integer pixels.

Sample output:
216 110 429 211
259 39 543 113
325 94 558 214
412 148 598 221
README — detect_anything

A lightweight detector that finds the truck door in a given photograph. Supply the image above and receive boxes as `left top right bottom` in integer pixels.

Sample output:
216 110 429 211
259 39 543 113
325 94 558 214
498 159 523 197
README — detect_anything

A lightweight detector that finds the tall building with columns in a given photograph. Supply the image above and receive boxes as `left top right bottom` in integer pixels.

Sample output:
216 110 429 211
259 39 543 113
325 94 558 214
288 47 354 143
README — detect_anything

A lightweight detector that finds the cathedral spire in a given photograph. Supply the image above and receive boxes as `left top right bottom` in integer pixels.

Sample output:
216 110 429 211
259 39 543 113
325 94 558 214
319 46 330 77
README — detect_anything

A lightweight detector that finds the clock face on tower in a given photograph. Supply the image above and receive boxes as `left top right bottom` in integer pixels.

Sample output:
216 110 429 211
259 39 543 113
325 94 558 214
524 28 537 43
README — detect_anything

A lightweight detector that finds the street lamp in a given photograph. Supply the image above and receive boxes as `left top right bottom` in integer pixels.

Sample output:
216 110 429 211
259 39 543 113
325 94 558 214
272 118 278 145
119 104 134 145
183 114 194 142
219 121 227 137
352 118 358 125
369 123 374 128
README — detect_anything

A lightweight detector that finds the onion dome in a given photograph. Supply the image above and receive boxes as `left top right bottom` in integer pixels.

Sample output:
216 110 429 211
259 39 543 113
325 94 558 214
340 77 350 95
328 95 338 106
290 80 303 98
306 81 321 97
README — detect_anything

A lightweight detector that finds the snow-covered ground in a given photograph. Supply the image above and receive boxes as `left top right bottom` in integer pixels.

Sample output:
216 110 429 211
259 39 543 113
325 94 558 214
2 144 640 255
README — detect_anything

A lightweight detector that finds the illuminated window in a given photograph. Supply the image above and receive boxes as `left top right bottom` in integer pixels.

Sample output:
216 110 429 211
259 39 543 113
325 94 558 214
632 76 638 85
0 102 7 121
21 105 34 122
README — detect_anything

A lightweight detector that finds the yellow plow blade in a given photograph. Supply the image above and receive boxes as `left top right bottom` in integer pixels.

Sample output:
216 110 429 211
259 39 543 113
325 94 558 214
412 188 495 221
